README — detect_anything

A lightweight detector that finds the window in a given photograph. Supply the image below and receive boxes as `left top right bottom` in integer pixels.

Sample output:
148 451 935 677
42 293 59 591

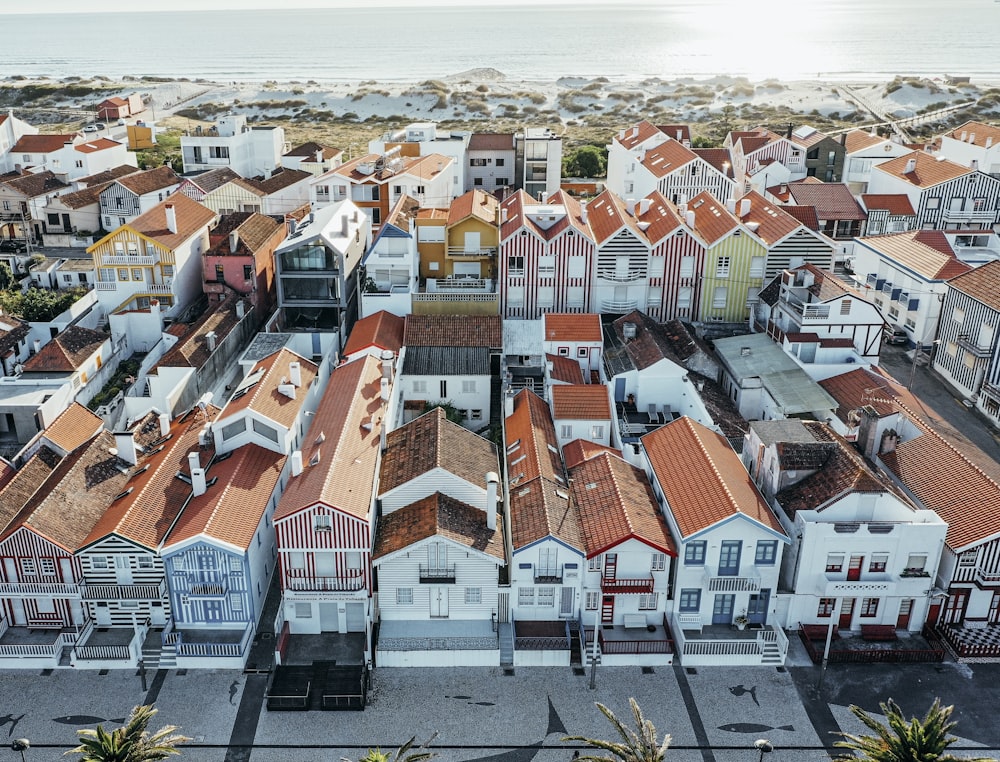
371 208 381 225
465 587 482 605
560 424 572 439
647 286 662 306
138 556 154 569
840 299 852 315
295 602 312 618
678 589 701 612
860 597 879 617
314 514 332 531
118 268 129 281
396 588 413 605
471 409 483 421
590 425 604 439
638 593 657 610
537 587 555 607
495 177 508 186
684 541 706 565
651 553 666 571
817 598 836 618
959 551 977 567
749 256 765 278
585 591 599 610
927 197 940 209
679 255 695 279
905 553 927 574
953 306 965 324
92 557 109 570
588 556 602 572
243 265 253 281
508 255 525 276
221 419 247 441
538 255 555 274
712 286 727 309
19 558 36 576
826 554 844 573
230 594 244 612
39 558 56 575
677 287 692 309
470 158 487 167
518 587 535 606
755 541 777 565
462 380 476 394
473 178 483 186
507 286 524 307
132 268 143 281
716 256 731 278
869 553 888 573
439 380 447 397
496 158 505 167
253 419 280 443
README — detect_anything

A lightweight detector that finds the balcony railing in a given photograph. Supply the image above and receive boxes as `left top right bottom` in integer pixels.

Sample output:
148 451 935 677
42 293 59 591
957 335 992 359
426 277 494 292
0 582 80 597
175 623 253 658
596 269 645 283
942 208 997 223
975 569 1000 586
534 568 563 584
819 572 894 596
284 574 365 592
706 573 761 593
183 576 228 597
81 579 166 601
101 255 157 266
418 565 456 584
600 576 654 594
600 299 640 312
447 246 497 257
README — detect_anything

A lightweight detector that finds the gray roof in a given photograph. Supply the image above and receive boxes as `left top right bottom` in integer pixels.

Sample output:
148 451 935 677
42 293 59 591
749 419 816 446
503 319 543 356
402 346 490 376
241 332 292 362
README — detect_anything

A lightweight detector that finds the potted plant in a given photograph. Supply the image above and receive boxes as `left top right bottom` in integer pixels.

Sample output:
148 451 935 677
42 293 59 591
734 611 749 631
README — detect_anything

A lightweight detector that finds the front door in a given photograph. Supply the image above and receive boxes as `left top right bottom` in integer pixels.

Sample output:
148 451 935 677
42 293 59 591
95 602 112 626
847 555 863 581
839 598 855 629
897 599 913 630
560 587 574 617
747 589 770 625
319 602 339 631
150 602 166 626
429 587 449 618
712 593 735 625
601 595 615 623
114 556 133 585
718 541 741 576
204 600 223 622
614 377 626 403
943 590 969 625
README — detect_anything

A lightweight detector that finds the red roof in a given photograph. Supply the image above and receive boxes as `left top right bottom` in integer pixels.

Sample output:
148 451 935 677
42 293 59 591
543 313 602 343
10 134 76 155
551 385 611 420
505 389 565 487
861 194 916 216
343 310 404 357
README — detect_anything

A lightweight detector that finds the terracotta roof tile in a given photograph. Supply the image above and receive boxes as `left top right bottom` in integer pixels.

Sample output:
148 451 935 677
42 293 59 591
787 183 867 220
166 444 285 550
688 191 738 245
860 194 916 216
403 314 501 347
642 417 785 539
9 134 76 155
875 151 971 188
343 310 404 357
543 313 602 343
509 476 580 551
206 212 283 256
500 189 592 243
275 355 383 521
657 124 691 143
154 291 243 371
284 141 342 159
614 120 663 150
447 189 499 226
692 148 734 178
781 205 820 230
468 133 515 151
76 165 142 186
3 170 69 198
551 385 611 420
247 167 312 195
639 139 697 179
570 452 675 557
52 181 113 210
635 191 685 242
115 165 179 195
42 403 104 454
505 389 565 487
181 167 241 194
0 315 30 356
857 231 970 281
220 347 317 430
844 130 887 154
372 492 504 562
947 260 1000 309
562 438 620 469
738 191 802 245
0 446 61 534
546 353 584 384
944 120 1000 149
75 137 120 154
126 193 216 249
380 407 499 494
22 326 107 373
587 190 639 245
606 310 685 372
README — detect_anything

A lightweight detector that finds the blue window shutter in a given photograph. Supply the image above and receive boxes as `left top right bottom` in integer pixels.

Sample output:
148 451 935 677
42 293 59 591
875 278 886 290
908 298 920 311
891 288 902 300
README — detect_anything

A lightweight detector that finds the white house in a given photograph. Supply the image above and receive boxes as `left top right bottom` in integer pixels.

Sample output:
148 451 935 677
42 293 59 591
550 385 612 450
842 129 911 194
98 166 180 229
936 121 1000 178
359 196 419 318
399 346 491 429
517 127 562 200
180 115 286 178
466 132 516 193
59 137 137 182
0 111 39 170
198 168 312 216
281 141 343 176
541 312 603 376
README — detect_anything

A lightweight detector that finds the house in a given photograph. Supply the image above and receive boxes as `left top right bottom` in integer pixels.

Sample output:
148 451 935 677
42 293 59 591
499 189 596 318
273 355 388 663
368 122 471 190
176 167 242 204
0 170 71 243
936 121 1000 177
868 151 1000 231
359 196 419 318
605 121 736 205
859 194 918 236
63 138 136 182
0 314 30 378
180 115 286 178
3 133 78 174
374 406 504 666
504 390 581 652
517 127 563 200
96 95 142 122
466 133 516 193
745 419 946 636
851 230 971 346
570 449 675 665
788 125 846 183
198 167 312 217
88 193 218 319
587 190 654 316
341 310 404 364
40 181 114 244
842 129 911 193
202 211 285 313
642 416 789 665
725 128 807 191
819 367 1000 658
281 141 343 176
550 385 612 450
932 260 1000 418
160 440 287 668
440 188 500 285
272 199 369 339
98 166 180 229
0 112 39 170
782 182 867 259
542 312 603 377
754 264 887 371
53 258 96 291
712 333 838 421
735 191 835 280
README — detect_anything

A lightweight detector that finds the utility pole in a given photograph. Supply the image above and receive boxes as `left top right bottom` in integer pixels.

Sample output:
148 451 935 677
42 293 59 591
588 606 599 690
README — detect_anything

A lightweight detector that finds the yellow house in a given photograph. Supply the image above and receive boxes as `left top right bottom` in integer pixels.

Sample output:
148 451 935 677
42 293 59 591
444 189 499 281
688 191 767 323
414 207 448 279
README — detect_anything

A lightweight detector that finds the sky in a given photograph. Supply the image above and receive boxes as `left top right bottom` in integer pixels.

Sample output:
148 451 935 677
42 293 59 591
0 0 658 13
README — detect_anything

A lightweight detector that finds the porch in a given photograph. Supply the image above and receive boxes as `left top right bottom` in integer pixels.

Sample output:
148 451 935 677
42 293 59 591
74 622 141 664
0 619 75 663
935 622 1000 661
581 615 673 666
278 632 366 666
668 613 788 666
162 620 254 666
798 624 945 663
375 619 499 667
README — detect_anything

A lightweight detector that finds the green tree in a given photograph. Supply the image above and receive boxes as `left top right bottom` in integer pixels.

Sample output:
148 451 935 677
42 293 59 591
563 698 671 762
66 704 189 762
835 698 992 762
564 145 607 178
347 735 437 762
0 262 12 291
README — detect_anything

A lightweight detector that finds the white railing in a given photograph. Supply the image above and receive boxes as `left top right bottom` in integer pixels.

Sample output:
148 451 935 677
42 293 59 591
144 284 174 294
101 255 157 266
427 278 494 292
597 269 645 283
668 612 787 664
176 624 253 658
447 246 497 257
0 641 60 657
75 643 132 661
760 624 789 658
0 582 80 597
705 568 761 593
95 282 117 291
601 299 640 312
81 580 166 600
412 292 498 302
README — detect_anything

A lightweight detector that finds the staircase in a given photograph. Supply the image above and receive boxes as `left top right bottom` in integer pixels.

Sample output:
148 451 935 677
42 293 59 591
761 639 782 665
141 628 176 670
498 622 514 667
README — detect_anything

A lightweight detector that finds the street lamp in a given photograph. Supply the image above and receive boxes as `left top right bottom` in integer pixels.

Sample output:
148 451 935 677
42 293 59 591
754 738 773 762
11 739 29 762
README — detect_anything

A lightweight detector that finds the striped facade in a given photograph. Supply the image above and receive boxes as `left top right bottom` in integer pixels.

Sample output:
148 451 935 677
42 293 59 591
78 535 169 628
934 283 1000 410
656 164 735 209
593 228 651 314
163 542 256 628
763 229 836 280
647 227 707 321
698 230 768 323
911 173 1000 230
99 183 143 226
0 527 85 629
938 539 1000 627
275 504 374 595
500 227 596 318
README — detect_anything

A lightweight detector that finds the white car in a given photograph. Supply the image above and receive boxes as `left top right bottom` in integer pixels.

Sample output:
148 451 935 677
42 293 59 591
82 124 98 133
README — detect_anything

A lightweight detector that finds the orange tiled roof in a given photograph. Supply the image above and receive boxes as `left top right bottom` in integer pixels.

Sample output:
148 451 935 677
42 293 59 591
342 310 404 357
642 417 785 539
126 193 216 249
570 452 675 557
22 326 107 373
543 312 602 343
372 492 504 561
274 355 383 521
818 366 900 420
614 120 663 150
403 314 501 347
687 191 738 245
509 476 581 551
875 151 971 188
154 291 243 372
380 407 498 494
551 385 611 420
447 189 498 226
947 260 1000 310
165 444 285 550
499 189 592 243
636 191 686 243
546 353 584 384
738 191 802 246
562 438 620 469
505 389 564 487
588 190 641 245
857 230 970 281
0 447 62 535
843 130 887 154
220 347 317 430
639 138 697 178
9 134 76 154
860 194 916 216
75 138 120 154
944 121 1000 150
42 403 104 454
115 165 179 195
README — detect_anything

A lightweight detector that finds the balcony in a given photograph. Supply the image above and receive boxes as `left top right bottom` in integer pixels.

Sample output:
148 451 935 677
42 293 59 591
183 576 229 597
600 298 640 312
596 269 645 283
957 334 993 359
418 565 456 584
0 581 80 597
533 568 562 584
101 255 157 266
706 570 761 593
975 569 1000 586
80 579 166 601
600 576 654 594
818 572 894 597
447 246 497 258
425 277 495 293
942 208 997 224
284 574 365 592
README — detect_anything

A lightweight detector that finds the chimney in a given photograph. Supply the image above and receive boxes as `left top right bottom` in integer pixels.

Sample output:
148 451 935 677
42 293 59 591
960 130 968 141
779 184 788 195
380 376 390 402
380 419 387 452
504 388 515 418
501 207 508 224
486 471 500 530
725 197 736 213
235 299 245 318
969 133 976 144
786 123 793 139
381 349 394 380
164 203 177 234
158 412 170 437
288 217 297 235
188 451 206 496
580 200 588 224
229 230 240 252
625 198 636 215
289 360 302 387
971 159 979 172
639 198 651 216
840 132 847 146
685 210 696 229
904 157 916 174
880 428 900 455
676 129 683 141
739 198 751 218
986 137 993 149
291 450 303 477
341 213 349 236
205 331 217 352
315 148 324 163
114 431 138 465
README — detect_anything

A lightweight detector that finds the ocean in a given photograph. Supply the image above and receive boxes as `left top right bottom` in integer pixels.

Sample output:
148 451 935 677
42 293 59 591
2 0 999 83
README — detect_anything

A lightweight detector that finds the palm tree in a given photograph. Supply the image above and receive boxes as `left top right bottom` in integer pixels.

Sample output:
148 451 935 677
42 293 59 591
346 735 437 762
835 697 991 762
66 704 189 762
563 698 671 762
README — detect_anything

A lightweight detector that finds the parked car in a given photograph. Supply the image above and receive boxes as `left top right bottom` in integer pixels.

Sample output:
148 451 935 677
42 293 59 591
0 239 27 253
94 122 107 131
82 124 98 133
883 325 910 345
